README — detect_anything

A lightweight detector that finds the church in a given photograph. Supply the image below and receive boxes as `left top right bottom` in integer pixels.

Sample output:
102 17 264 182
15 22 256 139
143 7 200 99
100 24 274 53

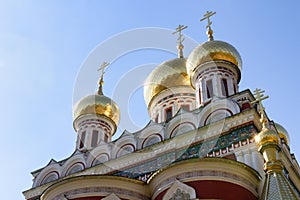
23 12 300 200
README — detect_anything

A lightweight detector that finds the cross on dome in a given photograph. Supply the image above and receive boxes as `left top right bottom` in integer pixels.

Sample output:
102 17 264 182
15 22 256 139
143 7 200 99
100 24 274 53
200 11 216 41
251 88 269 129
97 61 110 95
172 25 188 58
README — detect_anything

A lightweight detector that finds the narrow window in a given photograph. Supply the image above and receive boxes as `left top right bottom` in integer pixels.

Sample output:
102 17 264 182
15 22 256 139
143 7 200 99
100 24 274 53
104 133 108 143
91 130 98 147
221 78 229 97
155 114 159 123
79 131 86 149
206 79 213 99
198 88 202 104
233 82 237 94
165 107 172 121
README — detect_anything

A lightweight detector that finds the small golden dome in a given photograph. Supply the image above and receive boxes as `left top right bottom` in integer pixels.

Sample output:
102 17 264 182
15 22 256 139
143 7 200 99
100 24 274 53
187 40 242 79
144 58 192 107
255 127 279 148
73 94 120 127
275 123 290 145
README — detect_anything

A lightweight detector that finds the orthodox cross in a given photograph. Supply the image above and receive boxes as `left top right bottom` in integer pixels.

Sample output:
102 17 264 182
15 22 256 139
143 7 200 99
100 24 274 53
200 11 216 29
200 11 216 41
97 61 110 95
172 25 188 58
251 88 269 129
98 61 109 79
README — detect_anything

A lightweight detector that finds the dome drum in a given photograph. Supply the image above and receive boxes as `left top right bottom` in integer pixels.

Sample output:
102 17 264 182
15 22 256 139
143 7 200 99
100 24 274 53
274 123 290 145
73 114 117 135
187 40 242 84
191 60 241 88
148 86 195 123
144 57 195 122
144 58 192 108
73 94 120 133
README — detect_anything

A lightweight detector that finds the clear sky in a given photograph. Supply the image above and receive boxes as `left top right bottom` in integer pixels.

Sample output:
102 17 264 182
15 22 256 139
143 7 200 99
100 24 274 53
1 1 299 199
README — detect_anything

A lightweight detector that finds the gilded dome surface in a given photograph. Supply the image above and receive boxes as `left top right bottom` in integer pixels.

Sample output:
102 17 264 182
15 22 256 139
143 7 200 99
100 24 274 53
144 58 192 106
275 123 290 145
255 127 279 148
73 94 120 126
187 40 242 76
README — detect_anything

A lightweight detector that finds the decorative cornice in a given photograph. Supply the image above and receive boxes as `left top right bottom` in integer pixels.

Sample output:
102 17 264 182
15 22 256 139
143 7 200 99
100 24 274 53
148 157 260 199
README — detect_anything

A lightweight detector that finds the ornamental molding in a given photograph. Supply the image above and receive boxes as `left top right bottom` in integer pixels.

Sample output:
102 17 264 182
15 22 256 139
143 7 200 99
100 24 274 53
163 180 196 200
150 158 260 199
53 186 148 200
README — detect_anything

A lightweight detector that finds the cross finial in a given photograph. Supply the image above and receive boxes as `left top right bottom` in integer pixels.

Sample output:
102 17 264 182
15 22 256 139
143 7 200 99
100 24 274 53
97 61 110 95
251 88 269 129
200 11 216 41
172 25 188 58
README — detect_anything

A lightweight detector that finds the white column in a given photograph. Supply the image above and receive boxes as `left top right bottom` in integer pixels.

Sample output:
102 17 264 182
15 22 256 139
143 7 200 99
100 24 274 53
86 127 92 149
243 149 252 166
212 74 220 97
195 85 200 107
227 78 234 96
203 78 208 102
250 147 259 171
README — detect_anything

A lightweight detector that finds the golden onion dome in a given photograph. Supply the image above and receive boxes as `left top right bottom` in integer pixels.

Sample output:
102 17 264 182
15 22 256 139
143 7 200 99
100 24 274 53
144 58 192 107
255 127 279 148
73 94 120 127
187 40 242 79
275 123 290 145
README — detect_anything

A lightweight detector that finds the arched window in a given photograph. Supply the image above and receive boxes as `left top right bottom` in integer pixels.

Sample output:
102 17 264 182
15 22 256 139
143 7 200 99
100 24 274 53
143 135 161 148
79 131 86 149
165 107 173 121
117 144 135 157
41 172 59 185
198 88 202 104
155 114 159 123
91 130 98 147
104 133 108 143
206 79 213 99
92 153 109 166
221 78 229 97
233 82 237 94
66 163 84 175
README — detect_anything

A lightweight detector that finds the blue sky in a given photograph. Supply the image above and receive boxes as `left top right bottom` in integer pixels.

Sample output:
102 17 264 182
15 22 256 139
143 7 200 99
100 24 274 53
1 1 300 199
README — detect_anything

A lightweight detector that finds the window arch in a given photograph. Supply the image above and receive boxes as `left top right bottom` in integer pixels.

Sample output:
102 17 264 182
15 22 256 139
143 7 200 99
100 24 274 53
204 108 233 126
40 171 59 185
221 78 229 97
116 144 135 158
169 122 196 138
142 134 162 148
65 162 85 176
91 153 109 166
165 107 173 121
206 79 213 99
79 131 86 149
91 130 99 147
